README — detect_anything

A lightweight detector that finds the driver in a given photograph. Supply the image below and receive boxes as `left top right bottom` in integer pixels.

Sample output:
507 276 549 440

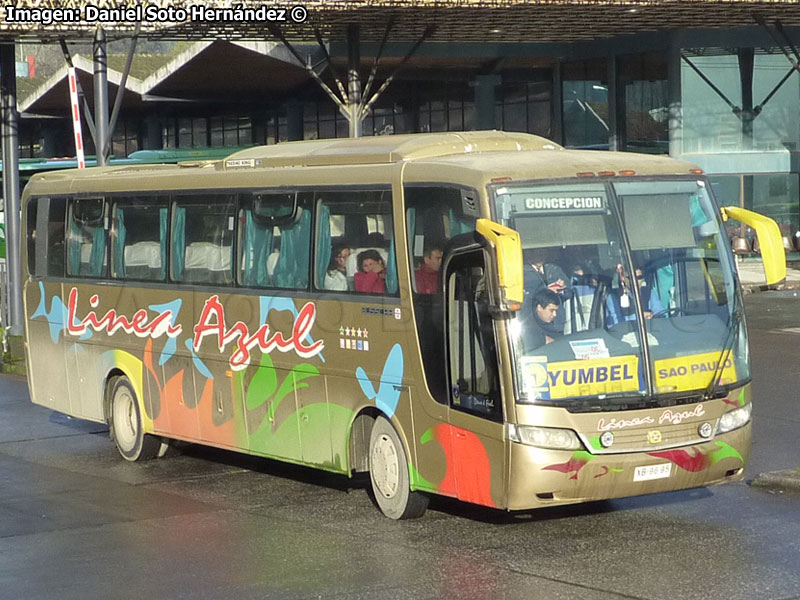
522 288 562 350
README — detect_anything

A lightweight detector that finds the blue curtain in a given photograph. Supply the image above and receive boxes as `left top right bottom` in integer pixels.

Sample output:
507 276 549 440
689 195 708 227
406 207 416 251
172 206 186 281
385 235 398 294
113 209 126 278
654 263 674 310
316 204 331 289
448 208 473 236
89 226 106 276
159 207 168 280
242 211 272 287
273 209 311 288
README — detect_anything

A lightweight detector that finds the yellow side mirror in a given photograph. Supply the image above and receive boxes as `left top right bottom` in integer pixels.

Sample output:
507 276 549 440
476 218 524 310
721 206 787 287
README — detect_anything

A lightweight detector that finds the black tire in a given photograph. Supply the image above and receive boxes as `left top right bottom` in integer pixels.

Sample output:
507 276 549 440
109 376 160 462
368 416 429 519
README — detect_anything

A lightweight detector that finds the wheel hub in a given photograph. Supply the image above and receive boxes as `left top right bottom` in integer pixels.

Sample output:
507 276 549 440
372 433 399 499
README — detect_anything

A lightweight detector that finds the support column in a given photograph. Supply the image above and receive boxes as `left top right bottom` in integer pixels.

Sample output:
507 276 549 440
93 26 109 166
667 35 683 158
347 24 362 138
551 62 564 145
1 43 24 337
42 127 59 157
474 74 501 131
286 101 304 141
738 47 755 150
142 117 161 150
607 55 620 151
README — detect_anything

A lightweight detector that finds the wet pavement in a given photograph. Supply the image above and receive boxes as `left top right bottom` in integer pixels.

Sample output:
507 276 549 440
1 291 800 599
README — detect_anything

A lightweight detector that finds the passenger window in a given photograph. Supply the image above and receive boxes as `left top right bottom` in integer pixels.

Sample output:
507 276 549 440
172 195 235 286
111 198 168 281
238 191 311 290
446 251 502 422
404 185 477 295
46 198 67 277
67 197 108 278
314 189 397 296
405 185 477 403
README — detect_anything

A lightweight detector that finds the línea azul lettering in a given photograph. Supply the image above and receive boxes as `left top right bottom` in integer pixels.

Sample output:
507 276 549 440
192 295 323 370
67 288 181 339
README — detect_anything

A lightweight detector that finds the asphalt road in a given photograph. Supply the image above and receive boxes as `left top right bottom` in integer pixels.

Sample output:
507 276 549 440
1 291 799 600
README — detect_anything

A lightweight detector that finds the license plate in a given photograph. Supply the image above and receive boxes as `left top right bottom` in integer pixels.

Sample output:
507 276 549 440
633 463 672 482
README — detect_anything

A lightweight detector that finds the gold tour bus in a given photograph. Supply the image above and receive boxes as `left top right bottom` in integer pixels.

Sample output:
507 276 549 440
21 132 785 519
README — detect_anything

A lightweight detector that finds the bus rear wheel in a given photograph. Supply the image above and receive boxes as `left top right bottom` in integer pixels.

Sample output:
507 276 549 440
109 376 160 462
368 416 428 519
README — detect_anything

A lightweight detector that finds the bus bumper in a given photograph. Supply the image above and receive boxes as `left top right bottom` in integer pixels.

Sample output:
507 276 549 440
505 422 750 511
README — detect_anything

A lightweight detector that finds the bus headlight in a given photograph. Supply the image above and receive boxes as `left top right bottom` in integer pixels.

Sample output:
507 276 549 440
716 403 752 434
507 424 582 450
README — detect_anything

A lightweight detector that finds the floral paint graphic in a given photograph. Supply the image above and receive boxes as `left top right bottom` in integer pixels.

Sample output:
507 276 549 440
244 352 320 433
356 343 403 418
421 423 496 507
542 451 595 480
649 441 743 473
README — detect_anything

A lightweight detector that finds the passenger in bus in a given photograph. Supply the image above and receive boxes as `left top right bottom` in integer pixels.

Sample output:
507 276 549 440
563 262 597 334
523 247 570 333
606 266 664 325
415 241 443 294
524 247 569 295
354 249 386 294
324 242 351 291
364 231 389 249
523 288 562 350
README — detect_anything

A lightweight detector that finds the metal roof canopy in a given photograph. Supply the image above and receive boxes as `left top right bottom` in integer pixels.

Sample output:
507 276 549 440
2 1 800 44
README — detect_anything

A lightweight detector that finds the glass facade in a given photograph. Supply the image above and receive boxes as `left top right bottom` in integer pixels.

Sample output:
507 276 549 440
680 50 800 244
682 52 800 154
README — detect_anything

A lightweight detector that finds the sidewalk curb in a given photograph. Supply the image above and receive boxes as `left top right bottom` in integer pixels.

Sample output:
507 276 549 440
742 281 800 294
750 468 800 492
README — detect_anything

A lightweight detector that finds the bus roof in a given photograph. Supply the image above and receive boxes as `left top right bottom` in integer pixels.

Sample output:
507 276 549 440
22 132 703 194
222 131 560 168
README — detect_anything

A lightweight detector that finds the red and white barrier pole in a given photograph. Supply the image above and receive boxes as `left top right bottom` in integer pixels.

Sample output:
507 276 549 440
67 67 85 168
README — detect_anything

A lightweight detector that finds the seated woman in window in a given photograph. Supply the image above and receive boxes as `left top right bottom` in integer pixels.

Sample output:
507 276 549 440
324 242 350 291
354 249 386 294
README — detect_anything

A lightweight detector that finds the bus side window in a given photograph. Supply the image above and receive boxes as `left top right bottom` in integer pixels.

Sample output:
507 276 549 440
173 195 236 286
46 198 67 277
111 198 168 282
26 197 64 278
314 189 396 296
405 185 476 294
404 185 477 404
66 197 107 278
271 198 312 290
238 191 311 290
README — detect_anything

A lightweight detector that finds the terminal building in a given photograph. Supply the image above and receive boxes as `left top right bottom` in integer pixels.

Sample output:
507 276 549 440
4 0 800 248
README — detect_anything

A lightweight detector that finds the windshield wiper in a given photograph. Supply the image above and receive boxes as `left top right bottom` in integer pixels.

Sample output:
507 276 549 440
702 290 743 400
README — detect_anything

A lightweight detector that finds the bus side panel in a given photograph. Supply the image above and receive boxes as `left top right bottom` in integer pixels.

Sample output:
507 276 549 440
24 280 73 415
218 292 305 462
63 283 125 422
320 298 414 473
140 288 200 443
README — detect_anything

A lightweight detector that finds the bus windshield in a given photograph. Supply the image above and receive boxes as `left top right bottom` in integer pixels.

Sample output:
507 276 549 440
494 178 746 408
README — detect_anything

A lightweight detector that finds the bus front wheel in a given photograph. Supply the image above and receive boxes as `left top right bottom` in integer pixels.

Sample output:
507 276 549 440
109 377 160 462
368 417 429 519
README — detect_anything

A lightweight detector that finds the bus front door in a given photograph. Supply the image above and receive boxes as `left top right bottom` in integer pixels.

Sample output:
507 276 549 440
444 248 506 509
